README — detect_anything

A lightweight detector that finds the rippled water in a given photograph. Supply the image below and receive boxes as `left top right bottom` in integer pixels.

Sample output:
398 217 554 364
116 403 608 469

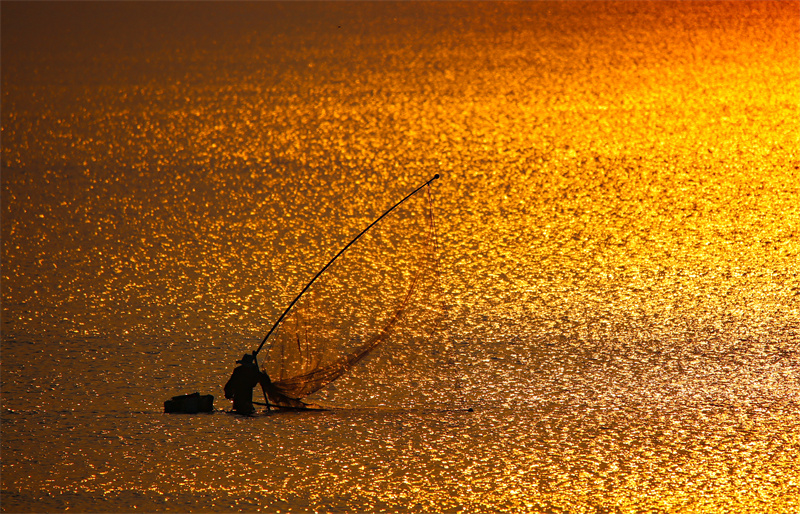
2 2 799 512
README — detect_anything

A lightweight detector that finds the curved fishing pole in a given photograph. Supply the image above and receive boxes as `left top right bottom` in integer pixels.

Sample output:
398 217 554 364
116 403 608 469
253 174 441 358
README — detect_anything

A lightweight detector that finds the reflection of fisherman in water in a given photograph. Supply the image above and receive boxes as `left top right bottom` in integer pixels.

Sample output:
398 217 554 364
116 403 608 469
224 353 271 415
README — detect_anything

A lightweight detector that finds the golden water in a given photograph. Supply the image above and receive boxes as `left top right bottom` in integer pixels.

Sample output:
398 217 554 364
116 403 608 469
2 2 799 512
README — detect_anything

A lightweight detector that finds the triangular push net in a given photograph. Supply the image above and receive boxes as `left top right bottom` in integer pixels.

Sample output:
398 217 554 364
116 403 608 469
259 180 442 409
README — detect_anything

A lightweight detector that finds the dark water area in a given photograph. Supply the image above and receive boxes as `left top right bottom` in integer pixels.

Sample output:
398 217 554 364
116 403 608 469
2 2 799 512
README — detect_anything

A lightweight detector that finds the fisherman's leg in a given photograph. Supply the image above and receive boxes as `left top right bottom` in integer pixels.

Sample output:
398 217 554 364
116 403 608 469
233 396 255 415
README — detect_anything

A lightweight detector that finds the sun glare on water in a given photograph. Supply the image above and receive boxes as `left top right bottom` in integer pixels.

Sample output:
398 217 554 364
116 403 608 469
1 1 798 512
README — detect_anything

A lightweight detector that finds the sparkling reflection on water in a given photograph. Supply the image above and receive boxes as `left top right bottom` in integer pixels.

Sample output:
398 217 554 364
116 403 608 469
2 406 798 512
2 1 799 512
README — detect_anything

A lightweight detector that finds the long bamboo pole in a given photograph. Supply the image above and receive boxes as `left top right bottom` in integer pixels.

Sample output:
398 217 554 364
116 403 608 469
253 174 440 357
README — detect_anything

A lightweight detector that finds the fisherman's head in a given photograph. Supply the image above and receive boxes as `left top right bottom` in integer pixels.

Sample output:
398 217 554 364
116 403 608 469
236 353 255 365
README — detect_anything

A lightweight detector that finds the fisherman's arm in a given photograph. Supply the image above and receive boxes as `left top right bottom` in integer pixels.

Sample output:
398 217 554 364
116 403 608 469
258 371 272 389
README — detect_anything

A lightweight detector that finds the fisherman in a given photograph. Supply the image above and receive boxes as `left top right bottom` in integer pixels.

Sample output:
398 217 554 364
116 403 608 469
224 352 271 415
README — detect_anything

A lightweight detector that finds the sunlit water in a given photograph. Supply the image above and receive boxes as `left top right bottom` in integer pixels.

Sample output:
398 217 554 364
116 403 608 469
2 2 799 512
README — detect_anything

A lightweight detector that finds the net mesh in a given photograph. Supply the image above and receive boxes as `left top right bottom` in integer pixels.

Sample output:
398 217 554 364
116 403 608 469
260 184 442 408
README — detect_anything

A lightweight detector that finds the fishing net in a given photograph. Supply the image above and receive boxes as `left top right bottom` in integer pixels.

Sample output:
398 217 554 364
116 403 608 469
259 180 442 408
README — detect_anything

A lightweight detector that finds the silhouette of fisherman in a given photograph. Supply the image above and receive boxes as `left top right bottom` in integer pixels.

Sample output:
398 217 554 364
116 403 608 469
224 352 271 415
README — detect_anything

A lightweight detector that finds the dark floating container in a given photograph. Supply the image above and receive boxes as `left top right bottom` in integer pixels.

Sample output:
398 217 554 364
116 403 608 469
164 392 214 413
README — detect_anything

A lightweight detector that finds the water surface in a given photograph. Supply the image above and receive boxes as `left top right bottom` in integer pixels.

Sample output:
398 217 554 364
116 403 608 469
2 2 799 512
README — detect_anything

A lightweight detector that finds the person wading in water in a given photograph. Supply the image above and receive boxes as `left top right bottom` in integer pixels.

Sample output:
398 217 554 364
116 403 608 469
224 353 271 415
